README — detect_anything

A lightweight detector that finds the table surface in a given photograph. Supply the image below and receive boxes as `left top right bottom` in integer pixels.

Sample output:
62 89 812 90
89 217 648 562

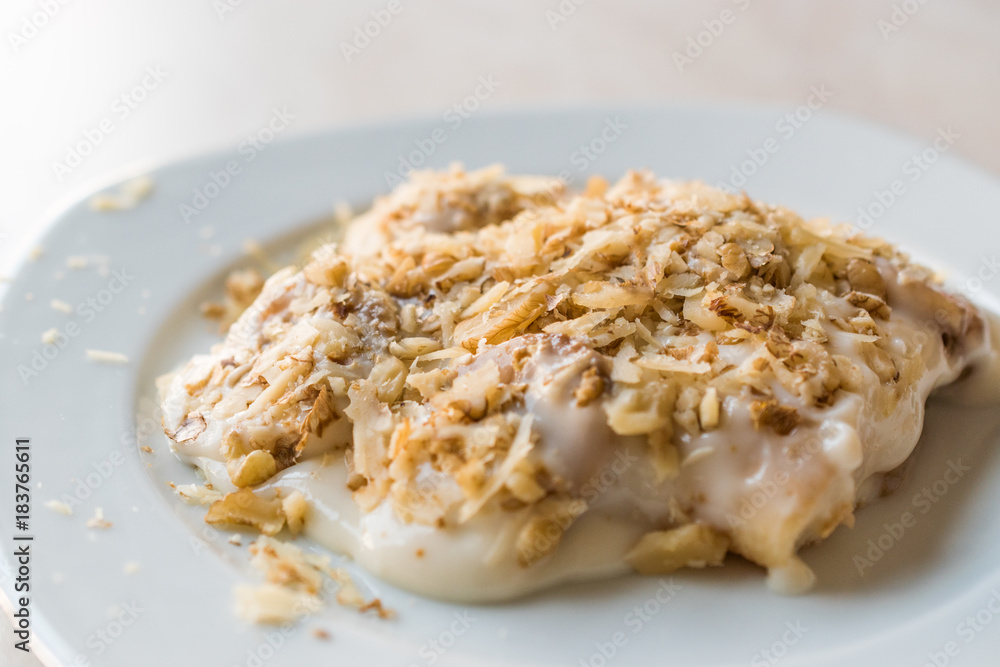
2 1 999 664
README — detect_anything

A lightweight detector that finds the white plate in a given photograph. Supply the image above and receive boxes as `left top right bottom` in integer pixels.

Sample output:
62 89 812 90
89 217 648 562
3 107 1000 667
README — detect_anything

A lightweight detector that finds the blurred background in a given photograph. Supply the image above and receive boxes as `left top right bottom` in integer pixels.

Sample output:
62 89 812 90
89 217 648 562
2 0 998 664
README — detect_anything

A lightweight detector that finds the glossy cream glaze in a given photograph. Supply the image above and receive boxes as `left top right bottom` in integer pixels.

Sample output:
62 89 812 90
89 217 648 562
166 303 999 601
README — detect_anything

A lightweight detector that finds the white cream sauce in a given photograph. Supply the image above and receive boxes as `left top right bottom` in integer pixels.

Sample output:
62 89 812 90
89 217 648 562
166 300 1000 602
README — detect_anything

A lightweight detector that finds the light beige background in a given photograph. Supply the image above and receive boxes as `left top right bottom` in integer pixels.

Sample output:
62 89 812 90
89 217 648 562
2 1 998 665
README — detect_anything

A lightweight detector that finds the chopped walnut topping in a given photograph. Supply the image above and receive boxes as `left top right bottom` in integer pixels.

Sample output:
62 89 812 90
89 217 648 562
750 399 802 435
205 489 286 536
159 165 992 598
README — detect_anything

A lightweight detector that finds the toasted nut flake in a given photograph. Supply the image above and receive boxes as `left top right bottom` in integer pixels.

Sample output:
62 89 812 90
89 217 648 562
636 355 711 374
717 242 750 279
282 491 309 536
172 483 224 505
389 337 443 359
453 282 553 350
542 310 611 338
45 499 73 516
626 524 730 574
86 349 129 365
573 367 605 407
698 387 720 430
461 281 510 319
205 488 286 536
572 281 652 309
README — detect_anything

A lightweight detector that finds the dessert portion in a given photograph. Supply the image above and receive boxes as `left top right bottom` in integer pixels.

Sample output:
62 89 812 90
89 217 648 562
159 165 998 601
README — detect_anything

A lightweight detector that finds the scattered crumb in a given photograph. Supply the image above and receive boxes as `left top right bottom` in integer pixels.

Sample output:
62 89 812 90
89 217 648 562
41 328 60 345
357 599 394 619
140 445 153 453
66 256 89 269
234 583 318 625
86 507 113 529
45 499 73 516
89 175 154 211
228 533 243 546
170 482 223 505
29 246 44 261
50 298 73 313
86 349 129 365
237 536 394 625
312 628 331 640
200 268 264 330
124 562 140 574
